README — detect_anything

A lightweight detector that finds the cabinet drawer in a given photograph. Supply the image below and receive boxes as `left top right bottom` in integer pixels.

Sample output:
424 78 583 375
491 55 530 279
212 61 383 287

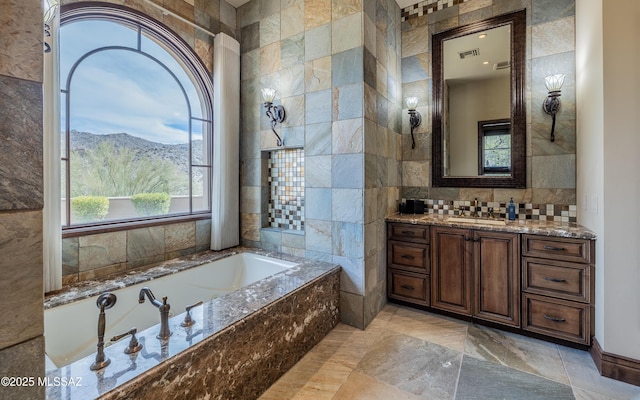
388 241 429 273
522 235 591 263
522 258 590 303
388 269 429 306
388 223 429 244
522 294 590 345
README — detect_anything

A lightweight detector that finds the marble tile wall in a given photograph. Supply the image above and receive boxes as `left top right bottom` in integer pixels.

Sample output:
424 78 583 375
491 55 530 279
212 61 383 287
62 219 211 284
400 0 577 207
239 0 403 329
0 1 45 398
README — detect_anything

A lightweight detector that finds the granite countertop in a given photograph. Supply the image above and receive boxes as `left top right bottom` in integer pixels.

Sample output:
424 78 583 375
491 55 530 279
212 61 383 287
386 213 597 240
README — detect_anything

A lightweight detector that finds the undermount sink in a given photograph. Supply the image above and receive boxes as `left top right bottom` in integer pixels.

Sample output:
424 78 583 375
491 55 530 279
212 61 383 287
448 216 507 226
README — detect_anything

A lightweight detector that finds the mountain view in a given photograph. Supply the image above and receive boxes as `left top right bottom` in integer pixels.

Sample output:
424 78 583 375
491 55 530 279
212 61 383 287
67 130 206 199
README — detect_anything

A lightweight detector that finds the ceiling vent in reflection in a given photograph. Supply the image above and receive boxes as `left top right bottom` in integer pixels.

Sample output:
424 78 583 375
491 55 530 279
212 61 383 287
458 48 480 59
494 61 511 70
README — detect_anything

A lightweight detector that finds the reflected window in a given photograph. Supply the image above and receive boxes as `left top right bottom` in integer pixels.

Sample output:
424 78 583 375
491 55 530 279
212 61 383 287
60 6 212 227
478 119 511 175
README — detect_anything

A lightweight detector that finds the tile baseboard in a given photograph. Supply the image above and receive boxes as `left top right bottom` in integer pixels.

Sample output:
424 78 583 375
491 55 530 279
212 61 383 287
591 337 640 387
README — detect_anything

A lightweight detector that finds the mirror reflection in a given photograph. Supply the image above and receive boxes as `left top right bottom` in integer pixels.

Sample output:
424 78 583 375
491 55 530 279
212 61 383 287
432 10 526 188
443 25 511 177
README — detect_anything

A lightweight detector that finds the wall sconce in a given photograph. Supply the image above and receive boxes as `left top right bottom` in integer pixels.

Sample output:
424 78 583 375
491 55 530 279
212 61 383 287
406 97 422 149
542 74 565 142
261 87 286 147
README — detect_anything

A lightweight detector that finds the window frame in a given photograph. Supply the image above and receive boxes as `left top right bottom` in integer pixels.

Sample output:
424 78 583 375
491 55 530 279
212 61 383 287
60 3 213 234
477 119 512 176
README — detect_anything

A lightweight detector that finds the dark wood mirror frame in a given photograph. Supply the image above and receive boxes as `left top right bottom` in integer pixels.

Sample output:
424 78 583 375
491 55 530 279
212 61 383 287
432 10 526 188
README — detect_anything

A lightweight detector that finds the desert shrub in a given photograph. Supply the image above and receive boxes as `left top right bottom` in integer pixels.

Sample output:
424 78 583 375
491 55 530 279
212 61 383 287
71 196 109 223
131 192 171 216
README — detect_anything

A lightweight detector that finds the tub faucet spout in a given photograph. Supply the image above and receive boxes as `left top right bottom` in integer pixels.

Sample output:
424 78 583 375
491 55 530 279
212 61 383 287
138 287 172 340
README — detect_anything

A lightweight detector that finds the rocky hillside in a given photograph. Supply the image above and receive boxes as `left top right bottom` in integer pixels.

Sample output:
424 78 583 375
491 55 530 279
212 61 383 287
69 130 205 173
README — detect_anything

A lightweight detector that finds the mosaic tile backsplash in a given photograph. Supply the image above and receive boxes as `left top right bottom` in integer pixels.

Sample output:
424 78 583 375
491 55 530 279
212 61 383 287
400 198 577 223
268 148 305 231
401 0 471 21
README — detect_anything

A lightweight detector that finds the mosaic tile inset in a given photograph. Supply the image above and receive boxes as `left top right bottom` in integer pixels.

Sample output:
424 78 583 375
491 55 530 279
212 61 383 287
401 0 471 22
268 148 305 231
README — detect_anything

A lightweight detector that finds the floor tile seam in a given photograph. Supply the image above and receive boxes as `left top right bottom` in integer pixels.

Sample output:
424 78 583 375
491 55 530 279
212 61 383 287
462 353 576 392
329 369 359 400
459 348 572 387
452 349 465 400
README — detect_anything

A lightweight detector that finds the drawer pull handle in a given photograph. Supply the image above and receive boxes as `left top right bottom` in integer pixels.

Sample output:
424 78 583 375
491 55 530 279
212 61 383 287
543 276 567 283
543 314 566 323
543 245 566 251
401 255 415 260
401 230 416 235
400 284 415 291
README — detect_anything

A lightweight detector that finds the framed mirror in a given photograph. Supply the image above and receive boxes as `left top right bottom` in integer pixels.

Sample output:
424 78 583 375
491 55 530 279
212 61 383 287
432 10 526 188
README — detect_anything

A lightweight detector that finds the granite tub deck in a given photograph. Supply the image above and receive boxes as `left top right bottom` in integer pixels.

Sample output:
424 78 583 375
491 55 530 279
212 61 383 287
45 248 341 400
386 213 597 239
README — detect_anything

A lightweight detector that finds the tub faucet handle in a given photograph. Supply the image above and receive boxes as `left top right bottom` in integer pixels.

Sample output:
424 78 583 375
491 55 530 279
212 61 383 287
110 327 143 354
181 301 204 327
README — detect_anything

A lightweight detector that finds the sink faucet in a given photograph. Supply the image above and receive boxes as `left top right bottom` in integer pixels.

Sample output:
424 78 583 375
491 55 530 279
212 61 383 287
138 287 172 340
472 198 479 218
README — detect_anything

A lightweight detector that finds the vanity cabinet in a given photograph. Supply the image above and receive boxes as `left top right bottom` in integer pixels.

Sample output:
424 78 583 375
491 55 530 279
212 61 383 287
387 223 430 306
387 220 595 346
430 226 520 327
521 235 594 345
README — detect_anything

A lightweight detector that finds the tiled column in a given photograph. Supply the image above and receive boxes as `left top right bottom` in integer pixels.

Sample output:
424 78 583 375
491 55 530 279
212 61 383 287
0 1 46 399
238 0 403 329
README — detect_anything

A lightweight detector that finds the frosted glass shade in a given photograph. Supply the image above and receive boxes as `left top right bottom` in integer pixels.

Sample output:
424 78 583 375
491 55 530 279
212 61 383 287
405 97 419 110
544 74 565 92
261 87 277 103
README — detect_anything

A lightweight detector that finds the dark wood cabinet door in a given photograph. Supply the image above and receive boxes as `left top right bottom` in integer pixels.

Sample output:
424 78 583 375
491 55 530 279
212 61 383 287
431 226 473 315
473 231 520 327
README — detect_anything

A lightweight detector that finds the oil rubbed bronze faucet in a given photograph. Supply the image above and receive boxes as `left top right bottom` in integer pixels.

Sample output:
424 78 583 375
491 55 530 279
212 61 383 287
138 287 172 340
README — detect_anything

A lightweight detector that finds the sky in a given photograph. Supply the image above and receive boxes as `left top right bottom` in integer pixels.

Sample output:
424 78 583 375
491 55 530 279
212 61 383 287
60 20 205 144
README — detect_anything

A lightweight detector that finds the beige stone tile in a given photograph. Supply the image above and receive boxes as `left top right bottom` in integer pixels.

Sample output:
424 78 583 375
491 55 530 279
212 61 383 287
241 212 261 241
332 370 424 400
401 25 429 58
164 221 196 252
332 12 363 54
281 2 304 39
79 231 127 271
260 42 282 75
387 307 468 352
305 0 331 30
305 56 332 92
0 210 43 349
0 0 43 82
532 16 575 58
459 0 493 14
332 0 361 20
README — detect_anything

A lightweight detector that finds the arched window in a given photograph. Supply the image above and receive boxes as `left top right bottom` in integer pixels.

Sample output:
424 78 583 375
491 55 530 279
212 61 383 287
60 5 213 227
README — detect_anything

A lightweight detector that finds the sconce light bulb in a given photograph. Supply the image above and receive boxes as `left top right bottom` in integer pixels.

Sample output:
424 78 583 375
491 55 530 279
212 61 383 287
261 87 277 103
405 97 419 111
544 74 565 92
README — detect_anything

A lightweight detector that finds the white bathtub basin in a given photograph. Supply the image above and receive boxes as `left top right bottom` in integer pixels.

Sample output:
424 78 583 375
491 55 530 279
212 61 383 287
44 253 297 368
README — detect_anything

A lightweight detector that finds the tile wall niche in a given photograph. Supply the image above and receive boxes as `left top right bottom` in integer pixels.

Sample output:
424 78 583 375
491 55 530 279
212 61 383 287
57 0 235 287
268 148 305 231
400 0 578 208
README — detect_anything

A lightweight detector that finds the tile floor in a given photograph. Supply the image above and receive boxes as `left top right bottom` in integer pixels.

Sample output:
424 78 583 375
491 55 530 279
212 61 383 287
259 304 640 400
